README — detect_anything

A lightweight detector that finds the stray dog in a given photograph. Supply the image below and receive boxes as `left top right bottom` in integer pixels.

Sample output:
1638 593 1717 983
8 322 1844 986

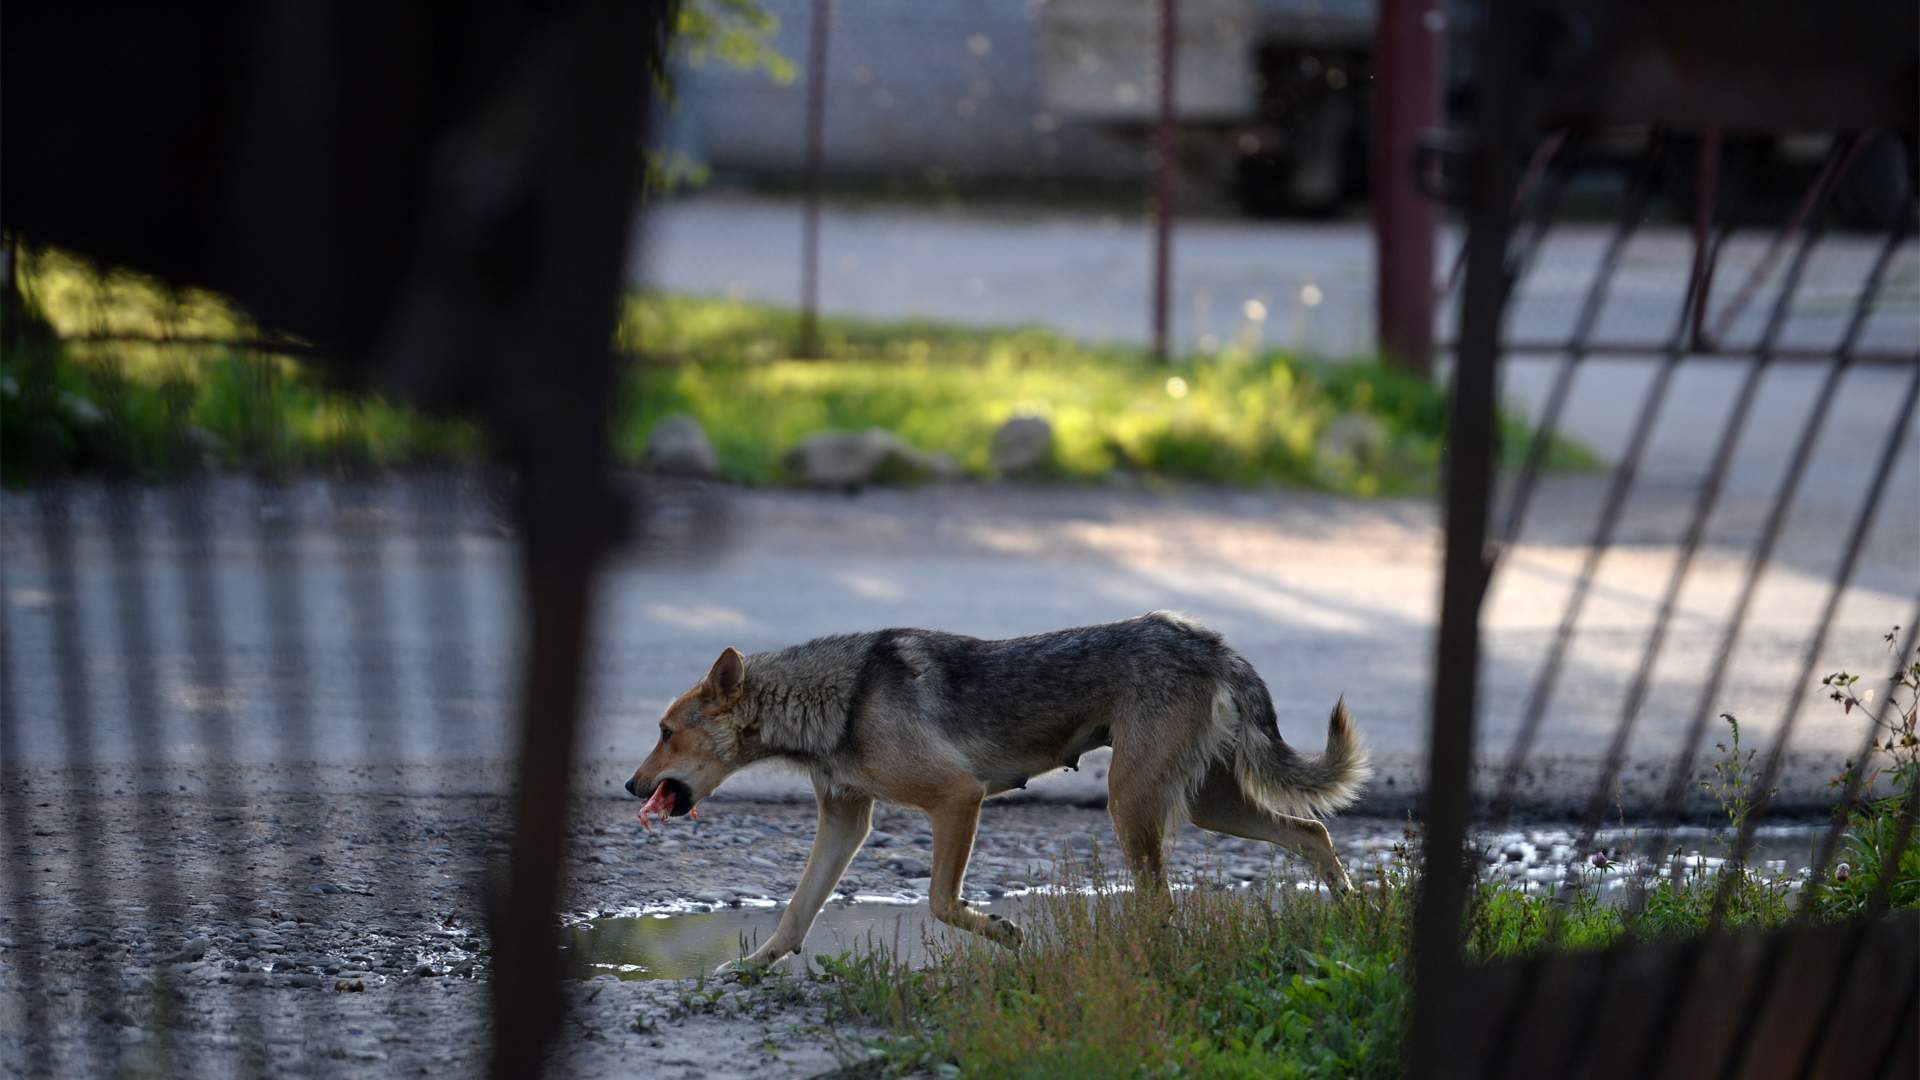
625 612 1369 971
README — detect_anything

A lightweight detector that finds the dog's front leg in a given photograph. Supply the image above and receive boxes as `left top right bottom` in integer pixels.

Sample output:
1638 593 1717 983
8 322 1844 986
719 791 872 974
927 793 1022 950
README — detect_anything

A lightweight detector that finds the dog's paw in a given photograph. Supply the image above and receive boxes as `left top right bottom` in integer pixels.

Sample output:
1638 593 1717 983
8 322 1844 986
984 912 1024 949
714 956 763 979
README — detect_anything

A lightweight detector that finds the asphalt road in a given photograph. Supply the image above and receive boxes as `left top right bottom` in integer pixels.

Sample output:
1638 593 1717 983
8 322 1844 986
3 465 1912 815
2 201 1913 815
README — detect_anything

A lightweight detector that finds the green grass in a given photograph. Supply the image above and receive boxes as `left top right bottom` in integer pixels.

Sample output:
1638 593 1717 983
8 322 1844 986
794 847 1886 1079
615 295 1595 493
5 248 1596 491
798 693 1920 1080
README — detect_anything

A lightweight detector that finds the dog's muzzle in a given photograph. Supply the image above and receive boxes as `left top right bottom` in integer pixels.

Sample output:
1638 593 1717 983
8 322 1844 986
632 777 695 829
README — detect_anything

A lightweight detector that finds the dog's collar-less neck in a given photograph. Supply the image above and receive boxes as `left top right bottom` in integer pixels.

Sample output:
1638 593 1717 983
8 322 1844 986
737 655 853 761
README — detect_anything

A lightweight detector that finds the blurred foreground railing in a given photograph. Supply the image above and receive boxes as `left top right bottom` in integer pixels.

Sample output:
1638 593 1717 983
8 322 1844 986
1411 2 1918 1076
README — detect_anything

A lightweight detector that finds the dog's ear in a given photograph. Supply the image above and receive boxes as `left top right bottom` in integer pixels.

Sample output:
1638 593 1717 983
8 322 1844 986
705 646 745 702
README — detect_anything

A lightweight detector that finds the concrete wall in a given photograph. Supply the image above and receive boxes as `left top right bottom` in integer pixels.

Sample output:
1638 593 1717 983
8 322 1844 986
656 0 1152 183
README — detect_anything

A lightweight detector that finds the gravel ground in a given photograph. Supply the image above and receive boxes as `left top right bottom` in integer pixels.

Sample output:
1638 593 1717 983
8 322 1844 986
1 763 1833 1077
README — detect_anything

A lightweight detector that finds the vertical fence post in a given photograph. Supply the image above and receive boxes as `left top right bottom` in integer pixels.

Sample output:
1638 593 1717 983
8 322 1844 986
1372 0 1442 376
1406 1 1522 1076
1150 0 1178 363
798 0 831 359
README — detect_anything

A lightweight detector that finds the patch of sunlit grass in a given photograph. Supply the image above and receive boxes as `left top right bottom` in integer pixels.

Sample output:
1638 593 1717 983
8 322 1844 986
615 294 1595 493
5 251 1594 492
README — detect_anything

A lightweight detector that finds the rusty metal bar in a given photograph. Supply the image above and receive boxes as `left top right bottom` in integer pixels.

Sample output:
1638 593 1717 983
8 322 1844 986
1486 203 1710 826
1373 0 1442 374
1150 0 1177 363
1493 144 1665 551
1451 340 1920 365
797 0 832 359
1406 1 1522 1072
1637 217 1912 896
1525 146 1875 1070
1563 154 1844 867
1438 130 1572 303
1629 329 1919 1078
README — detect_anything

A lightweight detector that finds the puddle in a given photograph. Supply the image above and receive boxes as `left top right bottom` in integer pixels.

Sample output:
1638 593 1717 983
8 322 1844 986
561 894 1045 980
563 823 1840 981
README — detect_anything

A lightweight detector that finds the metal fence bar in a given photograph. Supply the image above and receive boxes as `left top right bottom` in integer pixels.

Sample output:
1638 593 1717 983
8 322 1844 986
1406 1 1523 1070
797 0 832 359
103 486 185 1072
163 481 281 1065
1492 145 1664 552
1630 345 1920 1078
34 488 126 1078
1527 141 1863 1077
1149 0 1178 364
1705 355 1920 922
1563 147 1847 867
1461 341 1920 365
1373 0 1441 375
1487 204 1709 824
1699 366 1920 1077
0 566 50 1077
1635 218 1913 894
1801 605 1920 908
1785 612 1920 1080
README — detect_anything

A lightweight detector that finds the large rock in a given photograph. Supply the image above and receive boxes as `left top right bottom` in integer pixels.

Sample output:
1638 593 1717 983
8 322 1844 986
782 428 958 487
990 415 1054 475
642 414 721 478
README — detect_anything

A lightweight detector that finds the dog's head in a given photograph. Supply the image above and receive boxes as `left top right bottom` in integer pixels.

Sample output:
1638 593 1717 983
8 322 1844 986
626 646 753 826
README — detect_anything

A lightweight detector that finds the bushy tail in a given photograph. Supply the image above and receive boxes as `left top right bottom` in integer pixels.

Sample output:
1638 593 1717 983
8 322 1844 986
1233 696 1372 819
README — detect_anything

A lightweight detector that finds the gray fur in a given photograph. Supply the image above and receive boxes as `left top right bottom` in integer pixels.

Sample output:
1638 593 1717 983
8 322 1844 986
733 611 1369 817
633 611 1369 970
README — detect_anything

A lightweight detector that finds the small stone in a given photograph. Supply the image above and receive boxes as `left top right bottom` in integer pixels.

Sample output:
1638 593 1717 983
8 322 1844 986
160 936 210 963
990 416 1054 475
782 428 958 487
642 415 722 479
283 973 322 988
412 964 438 978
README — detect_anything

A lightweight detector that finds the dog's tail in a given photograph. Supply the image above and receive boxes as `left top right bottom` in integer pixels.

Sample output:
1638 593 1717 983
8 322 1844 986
1231 690 1372 819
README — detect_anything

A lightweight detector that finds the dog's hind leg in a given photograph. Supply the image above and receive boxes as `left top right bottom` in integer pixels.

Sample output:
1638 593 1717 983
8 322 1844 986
1187 762 1352 893
721 791 873 973
1106 743 1178 890
925 790 1023 949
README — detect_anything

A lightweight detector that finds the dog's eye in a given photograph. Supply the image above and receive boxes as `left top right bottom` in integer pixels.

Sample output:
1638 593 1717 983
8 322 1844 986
660 727 673 745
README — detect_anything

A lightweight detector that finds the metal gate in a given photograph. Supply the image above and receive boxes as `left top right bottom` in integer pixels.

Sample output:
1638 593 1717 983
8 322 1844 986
1409 2 1919 1076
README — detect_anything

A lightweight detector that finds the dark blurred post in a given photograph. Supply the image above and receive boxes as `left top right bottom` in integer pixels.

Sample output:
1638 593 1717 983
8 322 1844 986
1371 0 1441 376
1150 0 1178 363
1407 0 1520 1074
798 0 832 358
